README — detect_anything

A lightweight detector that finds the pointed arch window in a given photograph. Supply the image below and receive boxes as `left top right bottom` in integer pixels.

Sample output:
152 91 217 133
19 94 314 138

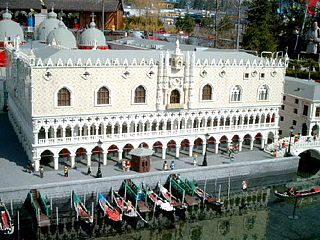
170 89 180 103
202 84 212 100
258 85 269 101
134 85 146 103
230 85 242 102
58 88 70 106
97 87 110 104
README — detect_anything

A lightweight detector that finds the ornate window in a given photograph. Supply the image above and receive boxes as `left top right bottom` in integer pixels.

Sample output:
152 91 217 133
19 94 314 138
97 87 110 104
170 89 180 104
230 85 242 102
202 84 212 100
258 85 269 101
134 85 146 103
57 88 71 106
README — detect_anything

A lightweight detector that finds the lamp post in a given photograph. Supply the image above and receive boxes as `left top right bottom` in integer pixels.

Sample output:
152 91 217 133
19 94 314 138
287 126 294 156
202 133 209 166
96 139 102 178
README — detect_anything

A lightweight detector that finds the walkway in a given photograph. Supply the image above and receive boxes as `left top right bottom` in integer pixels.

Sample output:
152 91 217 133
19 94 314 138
0 111 276 190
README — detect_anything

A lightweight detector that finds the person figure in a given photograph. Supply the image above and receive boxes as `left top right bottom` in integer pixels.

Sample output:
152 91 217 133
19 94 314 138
64 165 69 177
163 160 169 171
27 161 32 173
39 166 44 178
122 160 127 172
193 157 197 166
170 160 175 170
87 166 92 175
126 160 131 171
287 26 303 59
306 21 320 61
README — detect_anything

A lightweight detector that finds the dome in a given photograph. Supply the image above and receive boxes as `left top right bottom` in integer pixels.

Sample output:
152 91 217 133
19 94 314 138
46 21 77 49
0 9 24 42
79 21 106 48
36 10 65 42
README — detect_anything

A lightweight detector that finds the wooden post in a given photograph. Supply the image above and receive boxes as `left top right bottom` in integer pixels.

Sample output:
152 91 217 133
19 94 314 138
91 202 94 219
56 207 59 226
182 189 185 204
135 193 138 210
124 183 127 200
84 193 86 205
10 199 13 216
111 187 114 203
17 210 20 231
50 195 53 211
70 190 73 208
218 184 221 201
227 175 231 199
203 177 207 205
214 178 217 195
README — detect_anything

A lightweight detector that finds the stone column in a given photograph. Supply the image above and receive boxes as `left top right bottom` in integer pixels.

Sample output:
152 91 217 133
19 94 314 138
175 146 180 158
261 138 265 150
162 147 167 160
103 152 107 165
189 144 194 157
70 154 76 168
33 130 38 145
238 140 243 152
45 128 48 144
54 156 59 170
215 143 219 154
34 157 40 172
87 153 92 167
118 150 123 161
202 143 206 155
250 139 254 150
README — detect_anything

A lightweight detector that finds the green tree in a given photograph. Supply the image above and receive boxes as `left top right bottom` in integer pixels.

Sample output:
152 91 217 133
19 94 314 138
175 15 196 34
242 0 279 53
218 15 233 32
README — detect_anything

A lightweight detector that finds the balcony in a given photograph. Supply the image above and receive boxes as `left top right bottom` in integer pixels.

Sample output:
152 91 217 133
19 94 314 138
166 103 184 110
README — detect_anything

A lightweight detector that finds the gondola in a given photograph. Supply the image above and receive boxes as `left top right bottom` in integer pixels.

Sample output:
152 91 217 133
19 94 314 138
73 191 93 224
144 187 174 212
274 187 320 199
0 200 14 235
157 183 187 210
185 180 224 207
98 193 122 223
25 189 51 227
112 190 148 223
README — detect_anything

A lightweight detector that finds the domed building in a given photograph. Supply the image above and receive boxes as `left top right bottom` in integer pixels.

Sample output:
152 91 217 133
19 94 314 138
79 21 108 50
0 8 24 47
36 9 65 42
46 21 77 49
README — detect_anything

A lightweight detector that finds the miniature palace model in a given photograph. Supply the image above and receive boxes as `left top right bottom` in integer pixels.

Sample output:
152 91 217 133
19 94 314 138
4 15 288 171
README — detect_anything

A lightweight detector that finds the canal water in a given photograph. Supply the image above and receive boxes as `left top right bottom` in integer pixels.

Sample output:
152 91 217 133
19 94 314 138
4 173 320 240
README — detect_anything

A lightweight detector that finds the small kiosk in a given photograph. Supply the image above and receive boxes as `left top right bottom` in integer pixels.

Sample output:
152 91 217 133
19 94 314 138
129 148 154 173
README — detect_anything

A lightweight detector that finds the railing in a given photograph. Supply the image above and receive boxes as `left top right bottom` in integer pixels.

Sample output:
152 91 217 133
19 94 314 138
37 122 277 145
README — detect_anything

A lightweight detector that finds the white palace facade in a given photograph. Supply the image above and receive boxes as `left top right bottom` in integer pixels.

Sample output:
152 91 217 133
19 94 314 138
5 38 288 172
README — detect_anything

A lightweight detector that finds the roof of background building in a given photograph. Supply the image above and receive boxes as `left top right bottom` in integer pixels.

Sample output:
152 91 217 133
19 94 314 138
284 76 320 101
79 22 106 47
0 9 24 42
16 40 278 67
2 0 123 12
46 22 77 49
36 10 65 42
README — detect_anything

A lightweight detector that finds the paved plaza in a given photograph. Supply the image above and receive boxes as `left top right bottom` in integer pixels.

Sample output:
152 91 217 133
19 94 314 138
0 112 275 191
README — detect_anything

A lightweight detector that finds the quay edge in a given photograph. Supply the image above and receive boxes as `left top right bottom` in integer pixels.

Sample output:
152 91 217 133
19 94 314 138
0 156 299 203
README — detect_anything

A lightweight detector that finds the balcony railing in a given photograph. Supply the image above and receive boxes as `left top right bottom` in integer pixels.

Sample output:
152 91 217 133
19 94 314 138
36 122 277 145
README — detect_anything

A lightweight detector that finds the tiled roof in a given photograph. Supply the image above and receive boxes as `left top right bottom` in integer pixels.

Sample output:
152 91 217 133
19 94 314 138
3 0 123 12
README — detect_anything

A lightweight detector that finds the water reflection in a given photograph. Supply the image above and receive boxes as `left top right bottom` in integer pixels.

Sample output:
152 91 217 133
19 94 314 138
102 209 268 240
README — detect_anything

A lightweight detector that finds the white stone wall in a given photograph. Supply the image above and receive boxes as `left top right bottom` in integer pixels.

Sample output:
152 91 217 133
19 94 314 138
30 60 285 117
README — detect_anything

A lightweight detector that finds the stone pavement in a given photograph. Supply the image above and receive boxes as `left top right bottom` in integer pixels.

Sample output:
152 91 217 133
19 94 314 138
0 112 276 192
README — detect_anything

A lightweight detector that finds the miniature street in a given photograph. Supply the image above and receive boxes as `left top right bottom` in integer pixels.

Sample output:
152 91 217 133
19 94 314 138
0 112 274 190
